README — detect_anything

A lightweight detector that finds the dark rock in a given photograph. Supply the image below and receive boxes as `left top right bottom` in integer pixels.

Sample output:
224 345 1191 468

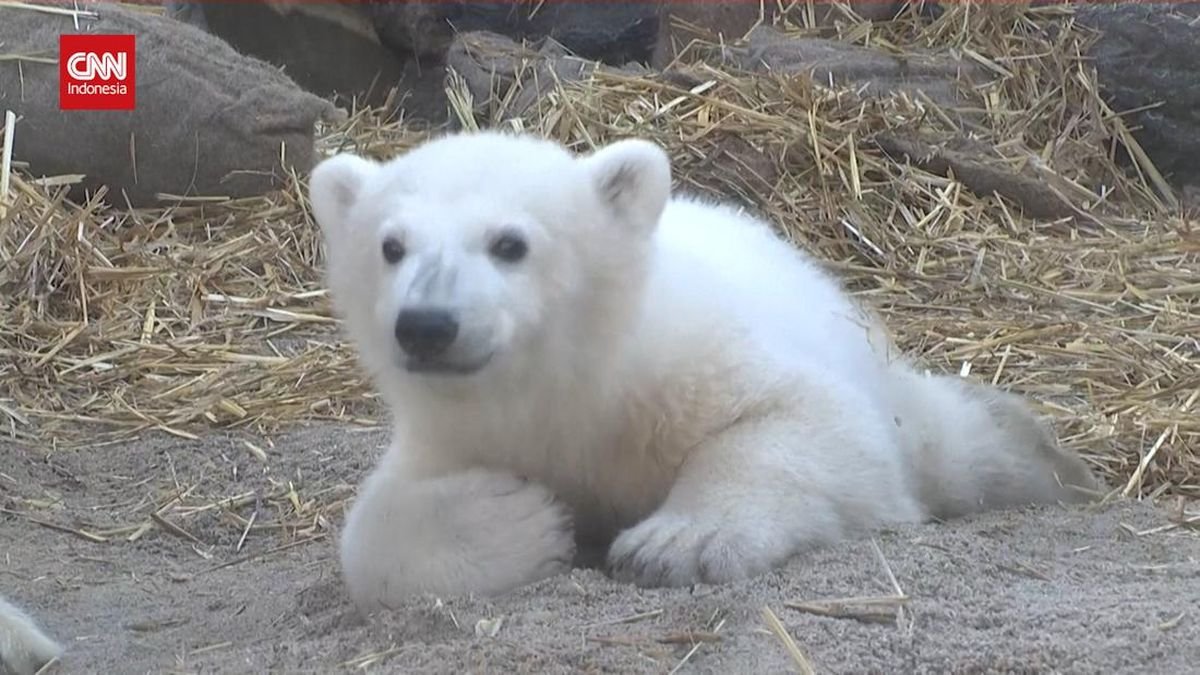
1071 1 1200 187
873 132 1082 220
355 0 463 58
681 133 783 208
653 0 909 67
166 1 659 119
446 31 651 122
445 31 781 204
170 1 660 67
165 0 208 30
365 0 662 66
166 1 412 110
710 26 988 108
0 0 340 207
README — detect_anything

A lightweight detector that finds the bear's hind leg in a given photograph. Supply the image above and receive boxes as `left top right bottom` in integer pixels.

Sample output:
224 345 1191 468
0 594 62 675
339 465 576 613
890 368 1103 520
607 398 923 588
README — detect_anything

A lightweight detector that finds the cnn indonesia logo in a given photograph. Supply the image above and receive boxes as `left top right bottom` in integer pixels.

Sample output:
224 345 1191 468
59 34 136 111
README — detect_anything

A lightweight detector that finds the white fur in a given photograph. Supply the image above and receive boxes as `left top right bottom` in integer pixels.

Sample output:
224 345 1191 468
0 594 61 675
309 131 1101 613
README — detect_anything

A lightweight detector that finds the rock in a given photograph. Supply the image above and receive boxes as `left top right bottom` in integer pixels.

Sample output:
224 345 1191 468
446 31 651 122
652 0 910 68
445 31 781 203
390 0 662 66
1071 1 1200 187
0 1 341 207
709 26 987 108
680 133 783 207
872 132 1083 219
356 0 461 58
167 0 659 119
165 0 208 30
166 0 413 111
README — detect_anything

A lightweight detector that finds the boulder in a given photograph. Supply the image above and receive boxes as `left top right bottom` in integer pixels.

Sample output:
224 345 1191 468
0 1 340 207
165 0 415 111
386 0 662 66
446 31 651 121
872 132 1084 219
709 26 988 108
445 31 781 202
1071 1 1200 187
167 0 660 120
653 0 910 68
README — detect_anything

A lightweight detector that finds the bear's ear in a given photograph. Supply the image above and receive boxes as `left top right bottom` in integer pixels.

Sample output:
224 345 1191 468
581 139 671 236
308 153 380 233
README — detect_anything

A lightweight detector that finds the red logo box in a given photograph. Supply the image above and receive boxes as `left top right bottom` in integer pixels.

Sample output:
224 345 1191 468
59 34 136 111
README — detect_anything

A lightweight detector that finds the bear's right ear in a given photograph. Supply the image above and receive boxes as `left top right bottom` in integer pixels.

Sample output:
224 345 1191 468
581 139 671 237
307 153 380 233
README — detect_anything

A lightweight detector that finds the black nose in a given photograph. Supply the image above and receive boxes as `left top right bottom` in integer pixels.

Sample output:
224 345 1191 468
394 308 459 359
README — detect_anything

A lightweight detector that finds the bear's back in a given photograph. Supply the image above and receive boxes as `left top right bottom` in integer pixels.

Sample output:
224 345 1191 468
640 195 890 386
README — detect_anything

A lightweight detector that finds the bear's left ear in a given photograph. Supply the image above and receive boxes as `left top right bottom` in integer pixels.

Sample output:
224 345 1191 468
581 139 671 236
307 153 380 234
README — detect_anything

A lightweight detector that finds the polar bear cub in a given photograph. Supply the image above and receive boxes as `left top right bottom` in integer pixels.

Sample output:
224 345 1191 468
0 594 61 675
308 131 1100 613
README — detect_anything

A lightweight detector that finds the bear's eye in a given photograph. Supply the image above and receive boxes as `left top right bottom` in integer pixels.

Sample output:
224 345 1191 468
381 237 406 265
489 231 528 263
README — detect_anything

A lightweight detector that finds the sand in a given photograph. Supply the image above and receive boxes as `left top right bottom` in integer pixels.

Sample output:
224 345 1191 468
2 422 1197 674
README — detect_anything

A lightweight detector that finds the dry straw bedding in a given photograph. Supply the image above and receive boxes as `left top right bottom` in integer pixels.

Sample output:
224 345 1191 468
0 3 1196 505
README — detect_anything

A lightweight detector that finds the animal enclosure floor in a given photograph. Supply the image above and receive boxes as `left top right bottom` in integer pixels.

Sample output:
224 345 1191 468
2 424 1197 674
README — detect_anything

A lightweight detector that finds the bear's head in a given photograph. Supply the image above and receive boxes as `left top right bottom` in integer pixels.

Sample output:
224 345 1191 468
308 131 671 389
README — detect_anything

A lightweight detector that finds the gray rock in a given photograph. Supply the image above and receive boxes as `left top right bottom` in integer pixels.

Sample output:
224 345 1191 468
873 132 1082 219
165 1 660 121
653 0 911 67
445 31 782 208
446 31 651 122
712 26 987 108
0 0 340 207
166 1 413 111
1071 2 1200 186
373 0 662 66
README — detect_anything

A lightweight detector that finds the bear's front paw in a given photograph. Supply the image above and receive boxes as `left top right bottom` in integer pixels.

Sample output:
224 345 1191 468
607 512 786 588
340 469 575 612
451 470 578 585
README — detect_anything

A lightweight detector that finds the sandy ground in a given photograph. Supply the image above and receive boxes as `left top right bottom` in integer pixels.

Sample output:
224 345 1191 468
2 423 1198 674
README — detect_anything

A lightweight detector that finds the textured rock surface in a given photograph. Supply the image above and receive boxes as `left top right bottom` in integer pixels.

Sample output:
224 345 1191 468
0 0 339 207
446 31 651 122
166 0 413 110
423 0 661 66
873 132 1081 219
653 0 909 67
710 26 987 108
1072 1 1200 187
167 0 660 119
171 1 661 68
446 31 781 201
